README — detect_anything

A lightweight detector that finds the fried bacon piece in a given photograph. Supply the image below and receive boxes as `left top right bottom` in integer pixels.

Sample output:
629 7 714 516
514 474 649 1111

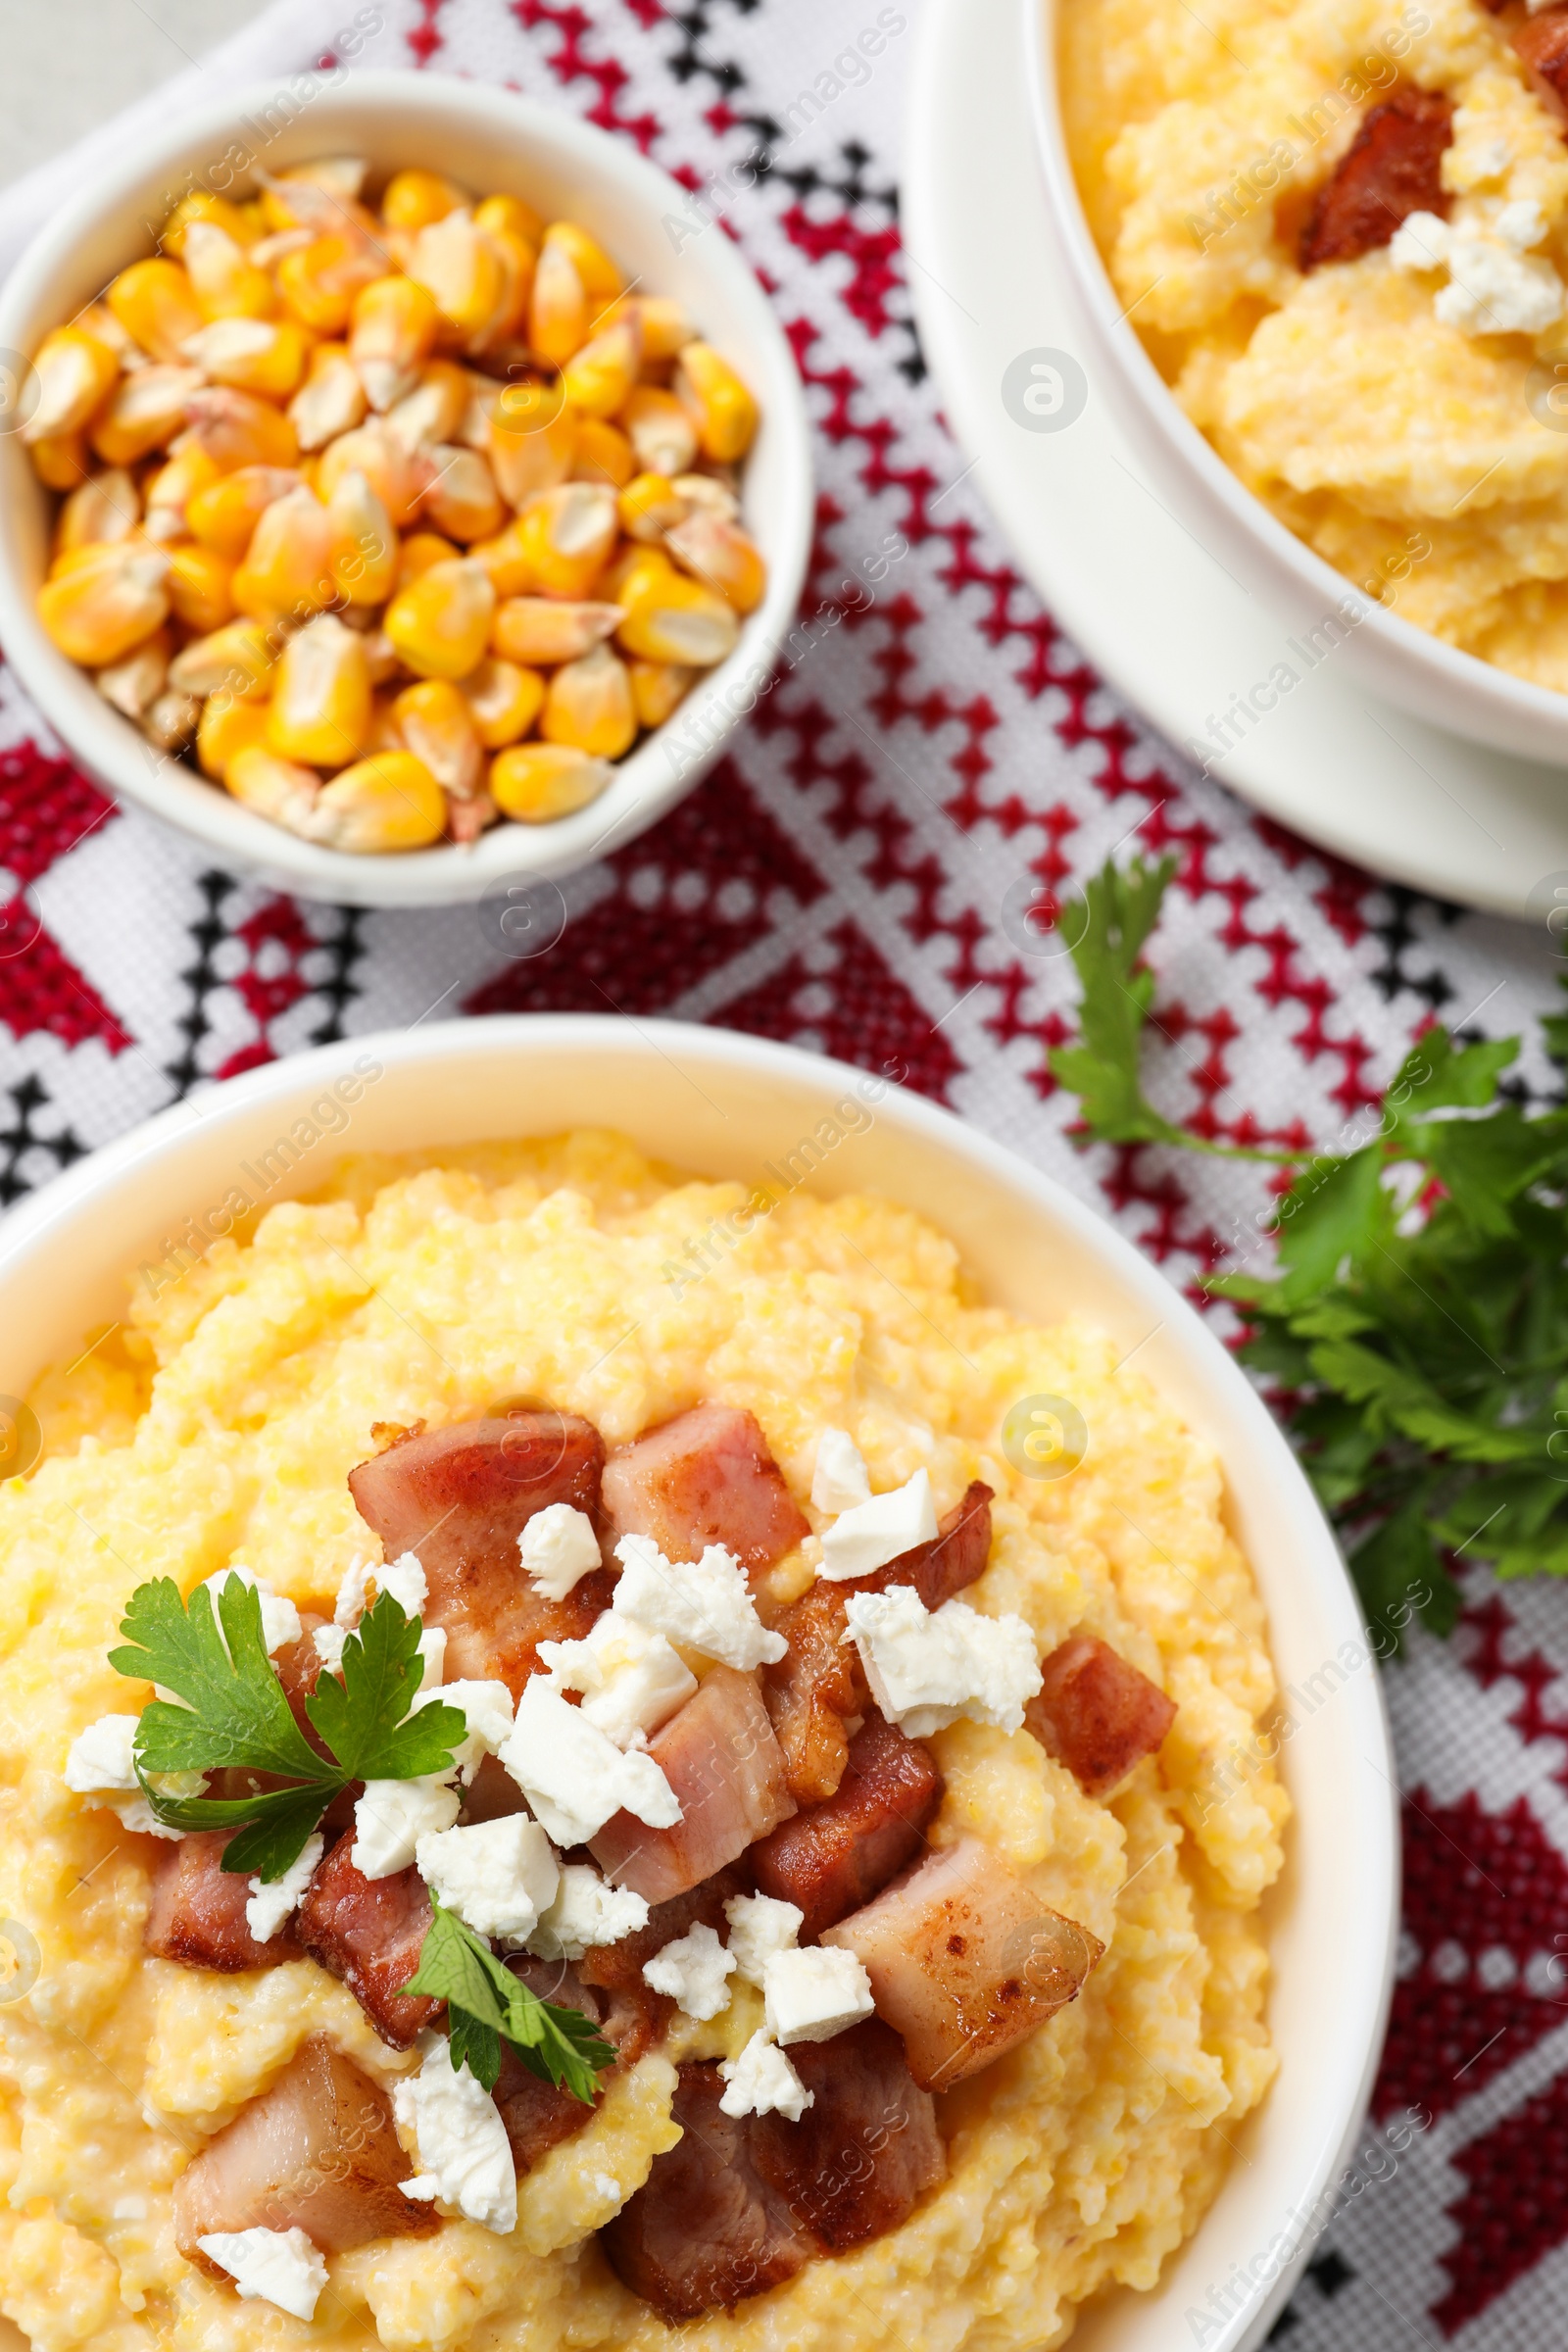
348 1411 611 1693
1298 89 1452 271
589 1666 795 1902
145 1831 300 1973
600 1404 809 1571
173 2036 434 2266
575 1862 749 2048
821 1835 1103 2091
1026 1635 1176 1799
749 2019 945 2250
751 1711 943 1941
764 1482 993 1805
1514 9 1568 112
295 1837 439 2048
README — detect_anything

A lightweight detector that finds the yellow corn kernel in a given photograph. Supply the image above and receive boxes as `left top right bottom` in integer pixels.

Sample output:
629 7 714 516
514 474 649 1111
620 385 698 481
315 419 426 526
267 612 373 767
386 359 472 453
307 751 447 851
672 470 741 521
629 659 695 729
96 628 169 719
74 301 140 366
36 541 170 665
166 543 236 635
560 317 641 422
527 238 587 370
675 342 759 465
407 212 507 344
382 169 467 234
488 386 577 508
351 275 440 412
260 158 369 229
543 220 622 304
615 565 740 667
326 466 399 607
183 386 299 473
634 295 696 363
186 465 302 560
182 221 276 322
384 556 495 680
392 677 483 797
197 691 272 778
603 542 676 605
22 328 119 446
88 366 201 466
288 341 368 451
462 656 544 749
419 445 504 543
398 531 461 586
161 191 257 257
170 618 279 700
479 224 535 350
490 741 612 823
231 484 335 621
144 441 225 530
182 318 310 399
29 432 88 490
107 259 204 364
569 416 635 490
515 480 618 600
56 468 140 556
469 517 536 598
664 510 766 612
225 744 320 833
617 470 689 543
475 194 544 248
491 597 622 666
541 641 636 760
276 234 385 336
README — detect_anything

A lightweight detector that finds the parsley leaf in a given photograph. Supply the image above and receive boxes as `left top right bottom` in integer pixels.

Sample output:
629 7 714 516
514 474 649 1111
399 1898 615 2102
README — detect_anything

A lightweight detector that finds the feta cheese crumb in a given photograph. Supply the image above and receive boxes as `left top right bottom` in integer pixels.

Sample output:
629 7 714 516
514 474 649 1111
612 1534 786 1670
526 1863 650 1961
1390 207 1565 335
812 1428 871 1515
762 1945 875 2045
642 1921 736 2020
394 2030 516 2233
519 1502 602 1600
719 2031 814 2120
354 1775 461 1880
724 1892 803 1986
416 1623 447 1692
312 1622 347 1673
246 1833 323 1943
336 1550 426 1626
538 1611 696 1748
499 1677 681 1847
416 1815 559 1941
842 1584 1042 1737
418 1677 514 1784
818 1467 938 1582
62 1714 183 1840
202 1566 303 1657
195 2226 327 2321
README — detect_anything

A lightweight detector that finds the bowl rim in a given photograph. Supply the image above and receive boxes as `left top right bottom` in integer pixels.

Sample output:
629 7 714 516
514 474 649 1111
0 70 814 910
0 1013 1399 2352
1023 0 1568 761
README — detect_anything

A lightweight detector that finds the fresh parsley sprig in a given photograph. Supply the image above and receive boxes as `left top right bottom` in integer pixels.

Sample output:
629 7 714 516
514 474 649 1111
1049 854 1568 1640
109 1579 468 1880
399 1898 615 2101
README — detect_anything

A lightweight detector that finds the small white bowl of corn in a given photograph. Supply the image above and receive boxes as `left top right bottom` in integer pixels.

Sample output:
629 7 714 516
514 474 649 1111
0 72 812 908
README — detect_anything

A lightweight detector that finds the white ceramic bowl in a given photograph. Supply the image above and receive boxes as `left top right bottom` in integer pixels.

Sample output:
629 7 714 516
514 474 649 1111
0 74 812 908
1027 0 1568 768
0 1016 1396 2352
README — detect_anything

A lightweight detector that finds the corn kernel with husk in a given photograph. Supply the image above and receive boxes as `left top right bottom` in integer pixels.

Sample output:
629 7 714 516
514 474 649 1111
268 612 373 767
231 484 335 621
615 558 739 666
469 516 536 597
384 556 495 680
276 234 386 336
476 224 534 352
488 384 577 507
490 741 612 822
386 359 470 453
598 292 695 366
145 441 227 542
419 445 504 543
183 385 298 472
197 691 271 779
170 618 278 701
182 222 276 322
630 658 695 729
393 678 484 798
56 468 140 556
96 630 169 720
675 341 759 464
261 158 370 229
225 744 320 832
382 169 466 234
162 191 257 257
144 691 200 753
107 259 204 364
166 543 236 635
351 274 440 412
571 417 635 489
544 220 622 305
186 465 302 560
542 641 637 760
22 328 119 446
618 471 689 543
29 433 89 490
326 466 398 606
492 596 623 667
562 317 641 420
620 386 698 481
672 471 741 521
306 751 447 850
288 342 368 451
456 370 504 452
664 509 765 612
528 239 587 371
407 211 507 346
463 656 544 749
181 318 310 399
358 629 399 688
515 481 618 599
315 417 428 525
398 530 461 586
89 367 202 466
37 541 171 665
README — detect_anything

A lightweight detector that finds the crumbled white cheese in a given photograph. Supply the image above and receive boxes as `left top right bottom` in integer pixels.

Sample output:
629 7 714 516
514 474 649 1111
416 1623 447 1691
499 1678 681 1847
811 1428 871 1515
526 1863 650 1961
538 1611 696 1749
246 1833 323 1943
1389 206 1565 336
312 1622 347 1673
353 1774 461 1880
195 2226 327 2321
642 1921 737 2020
202 1566 303 1657
612 1534 786 1670
724 1892 803 1986
818 1467 938 1582
62 1713 184 1840
719 2031 814 2121
762 1945 875 2044
416 1815 560 1941
336 1550 426 1626
394 2030 516 2233
842 1584 1042 1737
416 1676 514 1784
519 1502 602 1600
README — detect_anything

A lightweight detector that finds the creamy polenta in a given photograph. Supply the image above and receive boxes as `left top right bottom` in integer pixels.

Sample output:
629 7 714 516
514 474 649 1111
1059 0 1568 685
0 1133 1286 2352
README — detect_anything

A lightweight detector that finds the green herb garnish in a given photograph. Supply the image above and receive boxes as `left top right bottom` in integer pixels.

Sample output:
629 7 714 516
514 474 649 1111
399 1897 615 2099
110 1579 468 1880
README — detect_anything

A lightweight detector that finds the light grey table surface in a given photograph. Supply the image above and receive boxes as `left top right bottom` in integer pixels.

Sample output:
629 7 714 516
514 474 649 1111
0 0 272 188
